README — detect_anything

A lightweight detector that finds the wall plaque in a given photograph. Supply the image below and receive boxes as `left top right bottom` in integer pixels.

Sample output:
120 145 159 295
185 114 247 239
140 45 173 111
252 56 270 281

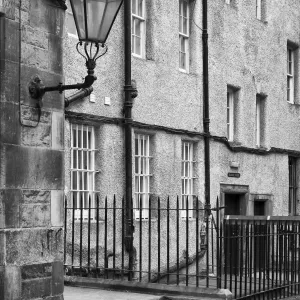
228 172 240 178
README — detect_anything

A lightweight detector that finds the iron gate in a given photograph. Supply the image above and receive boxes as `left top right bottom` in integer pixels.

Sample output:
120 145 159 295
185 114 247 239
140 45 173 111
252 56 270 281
64 195 300 299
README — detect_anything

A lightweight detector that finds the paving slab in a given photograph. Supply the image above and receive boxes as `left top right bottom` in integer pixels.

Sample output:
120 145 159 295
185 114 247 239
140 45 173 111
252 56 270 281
64 285 162 300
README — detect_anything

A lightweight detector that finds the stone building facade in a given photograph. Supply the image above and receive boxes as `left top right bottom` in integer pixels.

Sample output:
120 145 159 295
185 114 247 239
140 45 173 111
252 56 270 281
0 0 66 299
62 0 300 280
64 0 300 221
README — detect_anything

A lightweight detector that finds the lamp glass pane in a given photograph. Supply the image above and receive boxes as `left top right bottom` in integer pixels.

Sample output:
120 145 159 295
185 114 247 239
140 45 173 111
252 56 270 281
97 0 123 42
70 0 86 39
86 1 105 41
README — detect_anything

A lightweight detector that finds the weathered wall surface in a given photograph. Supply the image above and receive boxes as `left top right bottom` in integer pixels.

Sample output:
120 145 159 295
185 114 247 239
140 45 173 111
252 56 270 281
63 0 300 228
209 0 300 150
0 0 65 299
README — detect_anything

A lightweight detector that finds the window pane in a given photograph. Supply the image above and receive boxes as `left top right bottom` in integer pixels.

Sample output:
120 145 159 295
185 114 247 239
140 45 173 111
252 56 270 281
72 150 77 168
73 129 77 147
78 129 82 148
83 129 87 148
138 0 143 16
179 16 182 32
183 0 188 17
132 0 136 14
135 36 141 55
183 18 188 35
135 19 141 37
72 171 77 189
180 53 186 69
181 36 186 52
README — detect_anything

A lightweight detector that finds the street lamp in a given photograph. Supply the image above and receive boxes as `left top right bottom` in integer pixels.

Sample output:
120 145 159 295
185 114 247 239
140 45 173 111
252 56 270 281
29 0 124 101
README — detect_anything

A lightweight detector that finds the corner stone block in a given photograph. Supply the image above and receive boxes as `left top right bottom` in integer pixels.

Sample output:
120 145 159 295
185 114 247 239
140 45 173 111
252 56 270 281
0 233 5 265
21 263 52 280
6 229 49 265
51 261 64 296
29 0 65 38
0 189 22 229
21 43 49 71
0 60 20 104
21 105 51 124
49 34 63 74
51 112 64 150
22 190 51 204
0 102 21 145
20 204 50 228
3 0 16 20
45 295 64 300
22 277 51 299
4 145 64 190
0 265 21 300
5 18 20 63
21 24 48 50
21 122 51 147
51 190 64 227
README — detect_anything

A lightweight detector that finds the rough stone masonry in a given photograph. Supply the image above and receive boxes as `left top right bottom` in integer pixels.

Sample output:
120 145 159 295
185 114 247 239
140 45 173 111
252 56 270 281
0 0 66 299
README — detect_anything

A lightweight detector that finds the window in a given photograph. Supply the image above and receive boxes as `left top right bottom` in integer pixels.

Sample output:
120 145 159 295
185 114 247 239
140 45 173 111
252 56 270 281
289 157 297 216
227 88 234 141
179 0 189 72
71 124 96 220
287 47 295 103
256 0 262 20
132 0 145 58
256 95 266 147
181 141 195 218
134 134 152 219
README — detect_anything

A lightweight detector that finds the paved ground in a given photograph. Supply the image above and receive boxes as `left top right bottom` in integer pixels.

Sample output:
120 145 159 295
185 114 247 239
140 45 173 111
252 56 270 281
64 285 162 300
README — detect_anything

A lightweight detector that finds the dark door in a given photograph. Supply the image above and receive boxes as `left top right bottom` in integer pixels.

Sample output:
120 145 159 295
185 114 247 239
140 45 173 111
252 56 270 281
224 193 244 275
225 193 241 215
253 200 266 271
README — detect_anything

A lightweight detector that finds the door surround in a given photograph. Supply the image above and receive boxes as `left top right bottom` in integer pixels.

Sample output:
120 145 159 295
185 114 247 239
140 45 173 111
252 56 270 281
220 184 249 220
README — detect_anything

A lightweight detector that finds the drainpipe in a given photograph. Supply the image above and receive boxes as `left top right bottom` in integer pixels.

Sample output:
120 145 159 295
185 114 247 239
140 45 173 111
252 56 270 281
202 0 211 287
123 0 137 281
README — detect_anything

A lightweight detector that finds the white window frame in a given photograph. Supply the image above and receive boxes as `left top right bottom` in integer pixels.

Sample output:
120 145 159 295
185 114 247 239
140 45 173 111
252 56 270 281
227 89 234 141
134 134 152 220
287 47 295 103
71 124 96 220
255 97 261 147
179 0 189 72
256 0 262 20
132 0 146 58
181 141 195 219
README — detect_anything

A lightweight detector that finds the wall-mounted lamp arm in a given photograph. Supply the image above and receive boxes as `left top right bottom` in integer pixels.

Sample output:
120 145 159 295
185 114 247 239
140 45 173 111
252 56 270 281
28 42 105 101
65 86 94 108
29 73 97 100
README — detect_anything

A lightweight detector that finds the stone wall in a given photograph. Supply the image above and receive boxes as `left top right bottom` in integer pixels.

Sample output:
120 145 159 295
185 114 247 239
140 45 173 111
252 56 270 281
63 0 300 238
0 0 65 299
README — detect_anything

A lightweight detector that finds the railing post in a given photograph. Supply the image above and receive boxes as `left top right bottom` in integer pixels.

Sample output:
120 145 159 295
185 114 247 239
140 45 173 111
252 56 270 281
64 196 67 268
216 197 220 288
205 202 211 288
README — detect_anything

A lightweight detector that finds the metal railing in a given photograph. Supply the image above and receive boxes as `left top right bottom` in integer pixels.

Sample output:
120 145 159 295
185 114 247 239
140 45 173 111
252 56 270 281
64 195 300 299
221 216 300 299
64 194 220 287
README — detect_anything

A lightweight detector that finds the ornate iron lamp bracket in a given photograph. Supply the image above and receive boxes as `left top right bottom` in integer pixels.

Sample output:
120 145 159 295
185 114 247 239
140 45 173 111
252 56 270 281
28 42 108 101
